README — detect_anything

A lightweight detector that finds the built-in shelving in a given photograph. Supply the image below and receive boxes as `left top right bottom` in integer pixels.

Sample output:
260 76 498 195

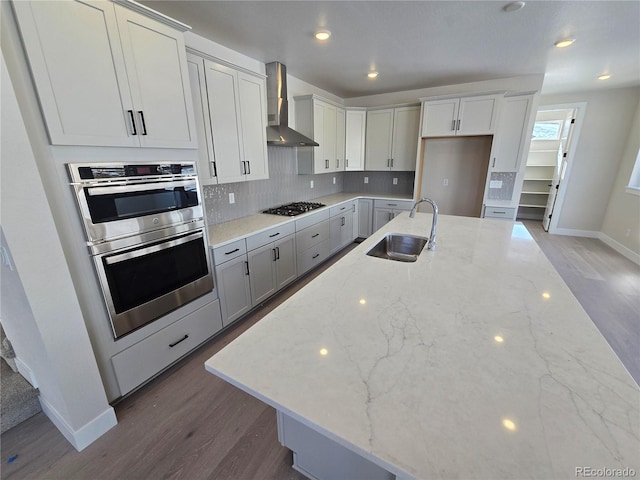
517 143 560 220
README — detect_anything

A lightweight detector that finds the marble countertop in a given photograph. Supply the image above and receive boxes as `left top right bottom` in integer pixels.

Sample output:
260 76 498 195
205 213 639 479
206 192 413 248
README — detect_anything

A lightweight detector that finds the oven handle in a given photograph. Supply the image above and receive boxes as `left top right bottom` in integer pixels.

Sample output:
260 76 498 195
104 231 203 265
86 179 197 196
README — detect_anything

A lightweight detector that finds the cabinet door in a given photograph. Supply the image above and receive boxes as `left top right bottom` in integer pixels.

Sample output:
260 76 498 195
346 110 366 171
323 103 337 172
204 61 245 184
274 235 297 290
457 95 500 136
391 106 420 171
247 244 277 305
373 208 393 232
335 108 346 171
329 215 344 254
115 5 197 148
358 199 373 238
313 102 327 172
491 95 533 171
365 109 394 170
217 255 252 326
187 55 217 184
341 211 354 247
13 0 137 147
421 99 459 137
238 71 269 181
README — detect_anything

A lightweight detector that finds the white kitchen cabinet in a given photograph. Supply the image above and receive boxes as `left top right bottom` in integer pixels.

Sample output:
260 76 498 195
421 94 501 137
357 198 373 238
365 106 420 171
345 109 366 171
295 210 331 275
372 199 413 232
213 239 252 326
489 94 535 172
247 234 297 305
295 95 346 174
13 0 197 148
329 202 355 254
199 58 269 184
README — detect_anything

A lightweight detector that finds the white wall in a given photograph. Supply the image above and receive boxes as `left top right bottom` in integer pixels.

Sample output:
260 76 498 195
1 52 116 450
601 99 640 257
540 86 640 233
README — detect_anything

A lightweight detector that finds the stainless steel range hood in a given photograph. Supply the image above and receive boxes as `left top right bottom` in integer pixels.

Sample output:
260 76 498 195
265 62 319 147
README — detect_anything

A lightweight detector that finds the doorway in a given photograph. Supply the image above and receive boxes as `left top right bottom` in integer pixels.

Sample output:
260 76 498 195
516 103 586 233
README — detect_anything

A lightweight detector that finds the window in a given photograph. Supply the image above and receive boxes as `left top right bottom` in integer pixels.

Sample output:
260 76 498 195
627 149 640 196
531 120 563 140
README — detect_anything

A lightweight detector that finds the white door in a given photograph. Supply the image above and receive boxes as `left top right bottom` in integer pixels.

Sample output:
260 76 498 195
542 147 563 231
238 71 269 181
335 108 346 171
365 109 394 170
345 110 366 171
391 106 420 170
421 99 459 137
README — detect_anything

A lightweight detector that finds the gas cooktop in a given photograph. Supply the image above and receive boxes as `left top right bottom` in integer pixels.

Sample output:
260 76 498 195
263 201 326 216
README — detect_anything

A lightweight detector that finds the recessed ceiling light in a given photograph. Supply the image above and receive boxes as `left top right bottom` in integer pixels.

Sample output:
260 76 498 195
367 71 379 79
554 38 575 48
598 74 611 80
503 2 525 12
315 30 331 41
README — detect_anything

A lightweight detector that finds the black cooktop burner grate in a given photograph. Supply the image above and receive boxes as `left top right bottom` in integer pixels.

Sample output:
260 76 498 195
263 201 326 216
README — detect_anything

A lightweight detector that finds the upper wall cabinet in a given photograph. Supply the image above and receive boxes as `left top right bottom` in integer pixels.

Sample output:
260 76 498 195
295 95 346 174
345 108 366 171
365 106 420 171
421 94 501 137
13 0 197 148
187 54 269 185
490 94 535 172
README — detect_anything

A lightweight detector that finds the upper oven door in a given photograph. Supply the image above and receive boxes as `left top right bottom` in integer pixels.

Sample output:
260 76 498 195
73 178 203 244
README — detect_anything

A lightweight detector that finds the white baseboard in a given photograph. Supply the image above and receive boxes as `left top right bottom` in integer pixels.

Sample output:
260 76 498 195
599 233 640 265
15 357 37 388
551 227 600 238
39 397 117 451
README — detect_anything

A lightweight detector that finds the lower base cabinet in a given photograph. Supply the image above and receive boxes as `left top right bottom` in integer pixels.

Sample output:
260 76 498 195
216 254 252 325
111 298 222 396
329 202 355 254
248 234 297 305
357 199 373 238
373 199 413 232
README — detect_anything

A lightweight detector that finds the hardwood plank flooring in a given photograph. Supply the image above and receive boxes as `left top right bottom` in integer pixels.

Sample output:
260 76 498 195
2 225 639 480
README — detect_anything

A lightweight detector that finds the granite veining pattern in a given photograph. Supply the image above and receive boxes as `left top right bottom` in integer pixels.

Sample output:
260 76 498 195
205 214 639 479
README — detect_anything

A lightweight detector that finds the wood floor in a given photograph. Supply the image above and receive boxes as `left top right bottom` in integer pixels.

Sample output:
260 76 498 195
2 226 639 480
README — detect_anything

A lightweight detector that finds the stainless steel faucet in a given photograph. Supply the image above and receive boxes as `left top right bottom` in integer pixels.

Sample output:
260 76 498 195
409 198 438 250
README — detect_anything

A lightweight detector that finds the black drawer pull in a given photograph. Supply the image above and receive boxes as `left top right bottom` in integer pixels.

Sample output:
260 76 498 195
169 334 189 348
340 206 346 210
138 111 147 135
492 211 506 214
311 233 320 238
128 110 137 135
312 253 320 259
225 248 240 255
269 232 280 238
387 203 397 207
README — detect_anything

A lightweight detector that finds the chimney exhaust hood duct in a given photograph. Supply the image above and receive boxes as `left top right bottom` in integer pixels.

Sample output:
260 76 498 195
265 62 319 147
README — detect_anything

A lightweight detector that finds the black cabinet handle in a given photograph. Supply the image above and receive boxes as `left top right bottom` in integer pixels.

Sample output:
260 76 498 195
128 110 137 135
246 161 251 174
225 248 240 255
312 253 319 259
273 248 277 261
276 246 280 260
245 261 250 276
169 334 188 348
341 216 346 226
269 232 280 238
311 233 319 238
138 111 147 135
212 161 218 177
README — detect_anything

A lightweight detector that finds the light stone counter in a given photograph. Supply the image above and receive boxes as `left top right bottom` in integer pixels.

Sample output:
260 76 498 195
206 192 412 248
205 213 639 479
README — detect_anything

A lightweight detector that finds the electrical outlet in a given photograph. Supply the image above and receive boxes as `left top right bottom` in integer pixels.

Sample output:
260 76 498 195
228 193 235 204
443 178 449 186
489 180 503 189
364 177 369 184
393 178 398 185
333 177 336 185
310 180 314 189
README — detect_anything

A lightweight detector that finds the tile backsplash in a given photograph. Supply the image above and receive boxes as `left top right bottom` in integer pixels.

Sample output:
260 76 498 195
343 171 415 196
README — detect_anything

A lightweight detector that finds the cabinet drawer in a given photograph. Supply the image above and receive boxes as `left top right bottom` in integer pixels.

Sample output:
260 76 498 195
330 202 354 217
483 206 516 219
295 209 330 231
296 219 330 254
246 222 295 251
213 239 247 265
112 299 222 395
297 239 330 275
373 199 413 211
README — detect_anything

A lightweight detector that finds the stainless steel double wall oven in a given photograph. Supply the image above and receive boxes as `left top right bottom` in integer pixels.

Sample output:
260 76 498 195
68 162 214 339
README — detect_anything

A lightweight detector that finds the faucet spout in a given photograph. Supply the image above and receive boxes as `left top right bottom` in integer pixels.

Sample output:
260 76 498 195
409 198 438 250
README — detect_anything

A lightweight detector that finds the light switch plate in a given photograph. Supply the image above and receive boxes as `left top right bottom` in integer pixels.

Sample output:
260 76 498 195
490 180 503 189
229 193 235 204
364 177 369 184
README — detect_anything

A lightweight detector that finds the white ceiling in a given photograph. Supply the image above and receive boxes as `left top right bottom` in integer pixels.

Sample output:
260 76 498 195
142 0 640 99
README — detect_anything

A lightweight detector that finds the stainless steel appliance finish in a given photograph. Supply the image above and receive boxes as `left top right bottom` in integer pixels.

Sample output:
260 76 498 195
68 162 214 339
265 62 319 147
263 201 326 216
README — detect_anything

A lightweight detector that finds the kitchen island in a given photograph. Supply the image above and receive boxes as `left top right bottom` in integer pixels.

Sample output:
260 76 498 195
205 213 639 479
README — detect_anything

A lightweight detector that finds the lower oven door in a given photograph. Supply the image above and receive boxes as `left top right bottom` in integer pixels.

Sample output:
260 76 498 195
95 229 214 339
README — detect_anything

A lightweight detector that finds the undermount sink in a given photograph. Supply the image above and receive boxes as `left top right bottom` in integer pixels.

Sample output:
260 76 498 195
366 234 429 262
